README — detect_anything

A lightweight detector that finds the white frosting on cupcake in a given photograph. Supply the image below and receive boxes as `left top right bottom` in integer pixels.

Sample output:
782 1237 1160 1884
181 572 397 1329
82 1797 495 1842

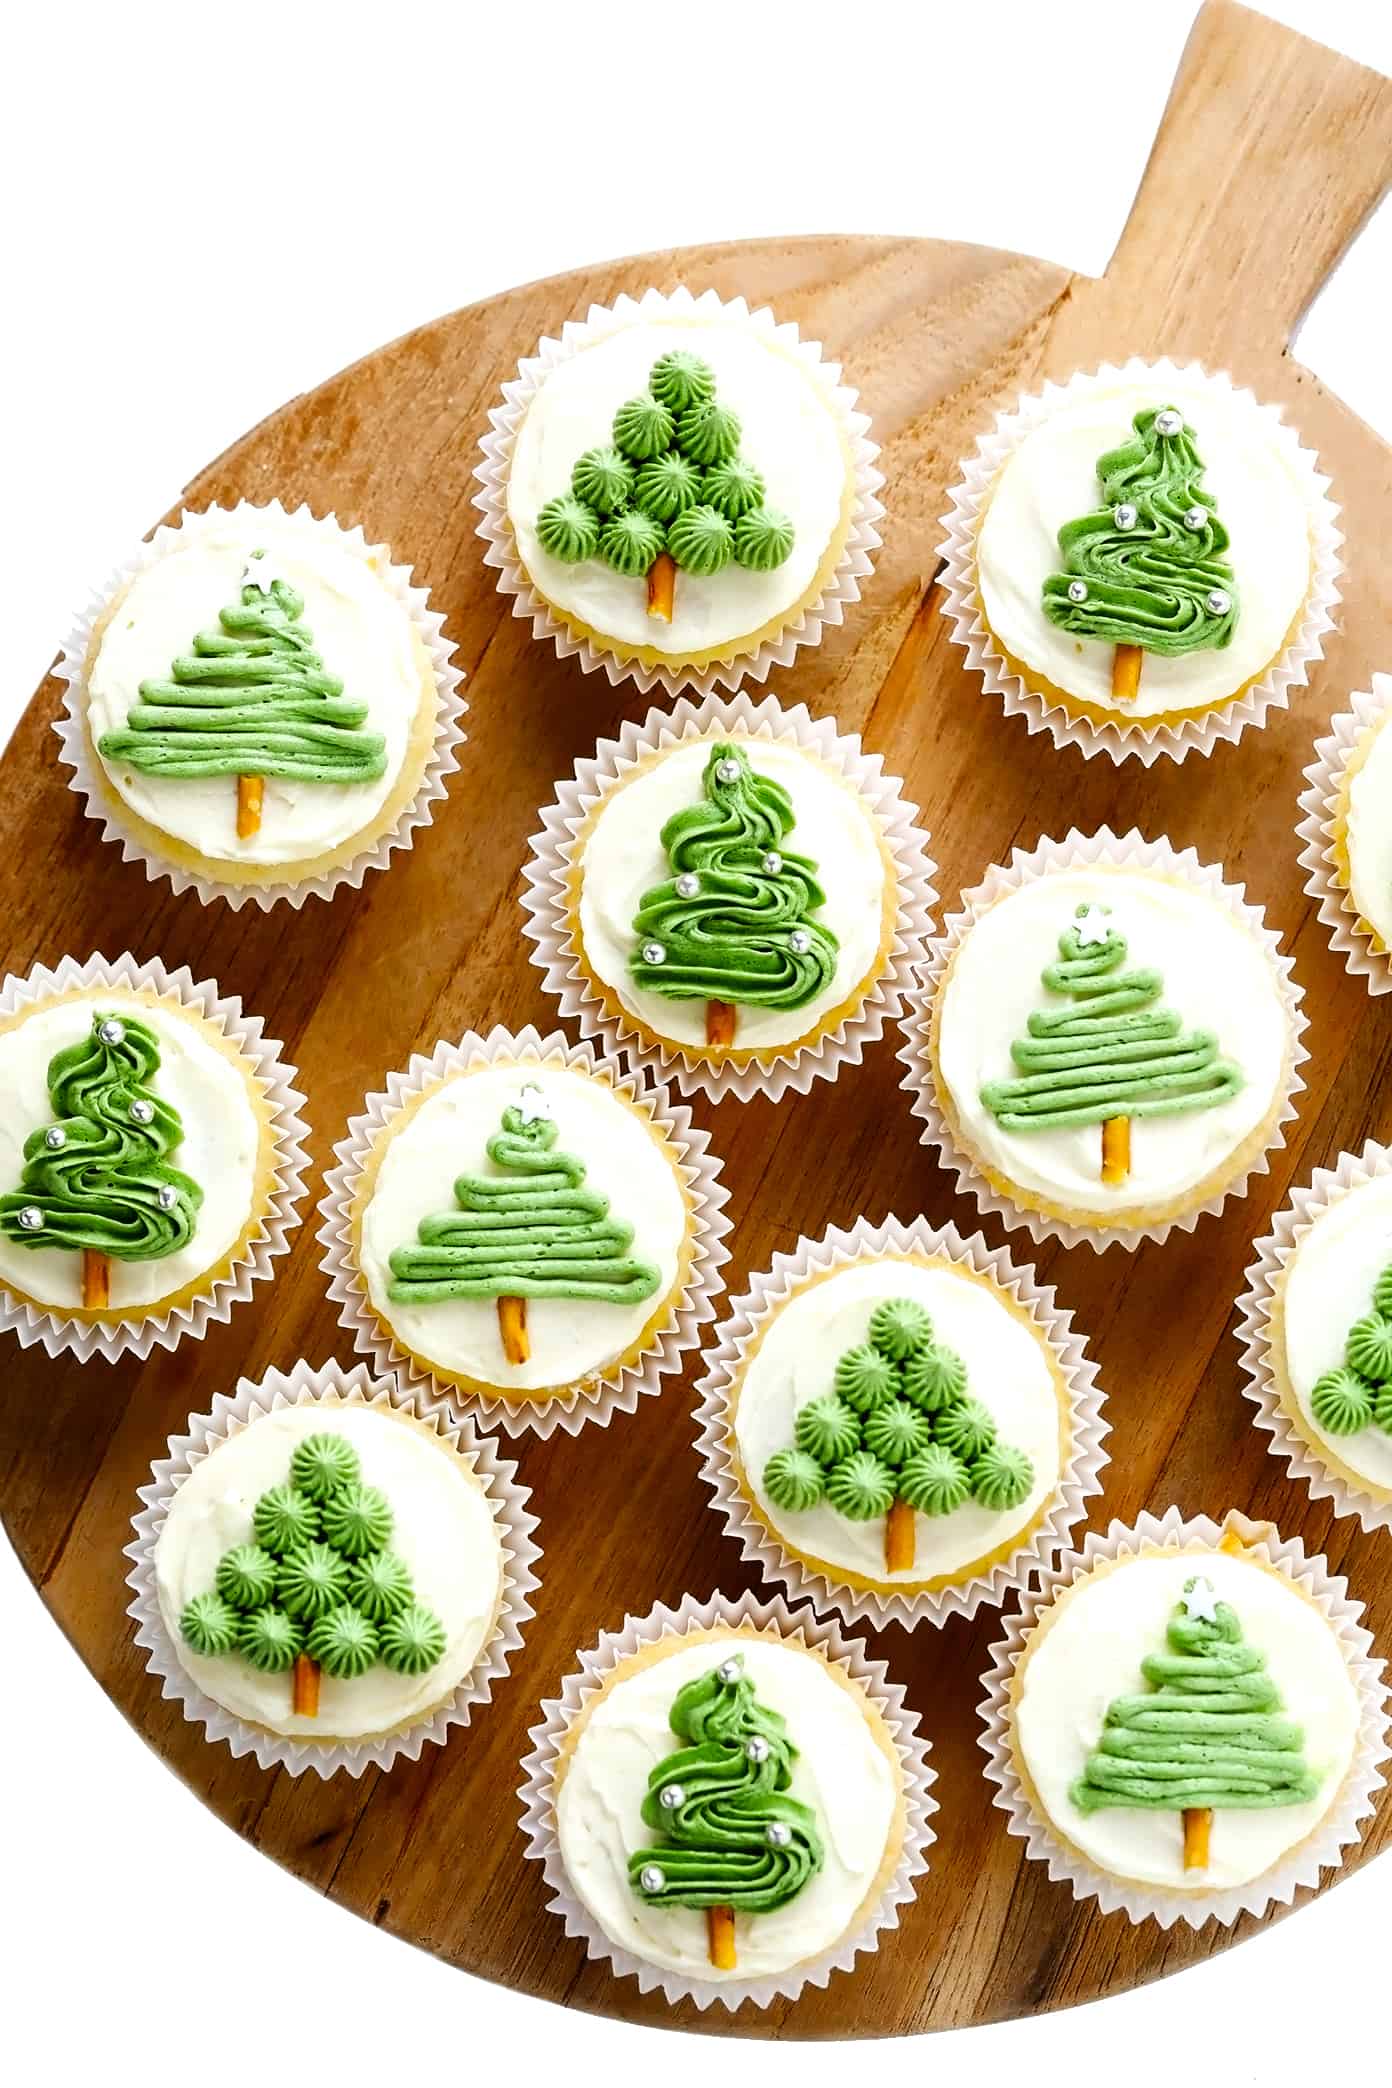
1282 1172 1392 1495
577 737 886 1052
1015 1548 1359 1890
977 375 1312 717
556 1633 898 1980
359 1061 688 1392
88 517 428 866
155 1400 503 1741
937 868 1289 1217
734 1258 1062 1585
507 318 848 657
1345 709 1392 948
0 993 259 1311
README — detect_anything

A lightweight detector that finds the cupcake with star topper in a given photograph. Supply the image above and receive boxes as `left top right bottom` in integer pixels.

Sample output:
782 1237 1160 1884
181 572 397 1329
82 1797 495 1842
899 829 1307 1249
0 952 307 1362
939 359 1341 762
55 501 465 907
475 285 883 698
522 692 935 1103
979 1509 1389 1925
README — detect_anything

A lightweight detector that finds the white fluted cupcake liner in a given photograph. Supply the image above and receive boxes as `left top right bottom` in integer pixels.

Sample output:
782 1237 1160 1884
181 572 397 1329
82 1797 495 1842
939 358 1343 765
318 1023 731 1437
0 952 308 1363
53 500 467 909
1237 1140 1392 1532
126 1358 541 1778
517 1587 936 2012
473 284 884 701
897 826 1309 1252
693 1213 1109 1630
1296 677 1392 994
521 691 937 1104
978 1508 1389 1927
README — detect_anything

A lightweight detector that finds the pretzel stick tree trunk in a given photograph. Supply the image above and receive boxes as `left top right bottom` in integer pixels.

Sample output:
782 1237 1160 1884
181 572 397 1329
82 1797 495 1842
497 1295 530 1365
706 1906 737 1970
1112 644 1143 702
293 1653 321 1718
885 1498 915 1574
237 775 264 840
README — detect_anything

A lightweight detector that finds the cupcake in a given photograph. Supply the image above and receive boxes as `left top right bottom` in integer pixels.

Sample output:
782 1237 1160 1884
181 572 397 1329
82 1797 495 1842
901 830 1305 1248
0 954 306 1360
523 693 936 1103
695 1216 1106 1627
320 1025 728 1434
475 285 882 697
1297 678 1392 994
128 1360 539 1773
1239 1141 1392 1530
55 501 465 907
980 1512 1388 1925
940 359 1340 761
517 1592 935 2009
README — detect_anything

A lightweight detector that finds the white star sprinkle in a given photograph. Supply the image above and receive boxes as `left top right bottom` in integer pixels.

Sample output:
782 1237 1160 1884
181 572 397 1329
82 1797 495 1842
1073 904 1113 947
1182 1576 1219 1622
240 549 289 597
516 1083 552 1124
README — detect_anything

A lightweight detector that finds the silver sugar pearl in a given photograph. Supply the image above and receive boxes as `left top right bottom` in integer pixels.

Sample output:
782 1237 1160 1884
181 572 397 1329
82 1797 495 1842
1067 579 1088 604
97 1018 126 1045
129 1099 155 1125
1154 408 1183 437
675 873 699 899
761 852 783 875
715 758 741 784
639 1865 666 1894
659 1783 685 1810
1206 589 1232 616
1183 505 1207 532
1113 502 1138 531
44 1126 66 1150
789 930 811 955
157 1185 177 1210
745 1736 770 1763
717 1657 742 1684
17 1205 43 1231
642 941 666 966
765 1822 792 1848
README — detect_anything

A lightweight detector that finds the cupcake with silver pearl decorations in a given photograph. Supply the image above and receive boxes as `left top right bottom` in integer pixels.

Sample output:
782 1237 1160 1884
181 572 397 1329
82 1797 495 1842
518 1590 935 2010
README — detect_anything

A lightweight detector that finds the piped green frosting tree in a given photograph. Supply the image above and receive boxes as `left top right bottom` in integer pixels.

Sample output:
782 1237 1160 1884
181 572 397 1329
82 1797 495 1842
1041 404 1239 704
627 1650 823 1973
1307 1260 1392 1442
0 1009 202 1311
629 740 838 1049
97 550 388 844
1071 1574 1318 1873
761 1296 1034 1576
179 1428 445 1720
387 1082 660 1369
979 902 1243 1189
534 350 794 625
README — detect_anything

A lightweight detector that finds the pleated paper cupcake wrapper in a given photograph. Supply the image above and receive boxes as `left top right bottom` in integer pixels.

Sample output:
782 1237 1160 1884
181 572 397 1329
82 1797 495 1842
0 952 309 1363
897 826 1309 1252
1296 677 1392 995
938 358 1343 766
521 691 938 1105
1237 1139 1392 1533
516 1587 937 2012
126 1359 541 1778
53 500 467 910
693 1214 1109 1631
978 1508 1389 1928
473 284 885 701
317 1023 731 1438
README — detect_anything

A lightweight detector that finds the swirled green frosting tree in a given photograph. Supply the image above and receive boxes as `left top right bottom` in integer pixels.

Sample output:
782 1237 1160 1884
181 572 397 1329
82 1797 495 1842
979 902 1243 1187
761 1296 1034 1577
97 550 388 844
1041 403 1239 703
1071 1575 1318 1873
1306 1259 1392 1443
387 1084 660 1367
627 1651 823 1971
533 350 795 625
0 1010 202 1309
179 1428 446 1720
629 741 838 1048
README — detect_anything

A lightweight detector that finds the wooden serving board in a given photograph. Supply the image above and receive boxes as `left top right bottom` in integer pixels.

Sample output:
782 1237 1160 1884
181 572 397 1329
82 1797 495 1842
5 0 1392 2039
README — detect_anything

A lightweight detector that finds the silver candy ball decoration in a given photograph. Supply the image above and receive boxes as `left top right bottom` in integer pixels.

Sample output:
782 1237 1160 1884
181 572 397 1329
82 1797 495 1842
1067 579 1088 604
1183 505 1207 532
44 1126 66 1150
765 1822 792 1848
788 930 811 955
745 1736 770 1763
642 941 666 966
158 1185 177 1210
1113 502 1137 531
1206 589 1231 616
1154 408 1183 437
659 1783 685 1810
130 1099 155 1125
717 1656 742 1684
97 1018 126 1045
761 851 782 875
675 873 699 899
715 757 741 784
17 1205 43 1231
639 1865 666 1894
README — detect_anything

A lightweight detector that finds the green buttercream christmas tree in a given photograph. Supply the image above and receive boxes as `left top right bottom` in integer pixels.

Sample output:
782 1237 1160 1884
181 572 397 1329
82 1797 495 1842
627 1651 823 1972
761 1296 1034 1577
179 1428 445 1719
1307 1261 1392 1442
628 740 838 1049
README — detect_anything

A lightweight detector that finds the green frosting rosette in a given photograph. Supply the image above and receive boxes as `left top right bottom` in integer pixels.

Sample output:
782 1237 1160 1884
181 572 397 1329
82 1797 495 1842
864 1399 932 1467
252 1484 320 1555
599 510 666 577
239 1607 303 1673
320 1482 393 1559
215 1543 278 1612
901 1345 967 1411
934 1398 997 1461
536 492 601 563
613 392 675 462
667 503 734 576
794 1393 860 1466
825 1449 895 1520
291 1431 361 1502
868 1298 934 1361
346 1550 414 1622
572 446 635 514
276 1541 350 1622
307 1603 379 1680
971 1442 1034 1511
734 508 795 572
379 1603 448 1675
834 1343 898 1413
179 1591 240 1658
762 1447 826 1512
677 399 741 467
898 1443 971 1516
703 456 765 519
633 453 702 521
1346 1311 1392 1384
649 349 715 412
1311 1365 1373 1436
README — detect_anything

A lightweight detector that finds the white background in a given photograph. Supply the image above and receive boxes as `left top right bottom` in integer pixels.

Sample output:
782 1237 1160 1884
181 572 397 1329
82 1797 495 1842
3 2 1391 2081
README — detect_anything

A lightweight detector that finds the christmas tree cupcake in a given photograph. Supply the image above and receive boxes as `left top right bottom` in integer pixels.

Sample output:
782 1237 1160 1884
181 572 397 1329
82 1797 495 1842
900 831 1306 1248
940 360 1340 760
56 502 464 906
979 1512 1388 1924
518 1592 935 2008
0 955 306 1359
475 286 883 697
320 1026 729 1433
1298 675 1392 995
128 1360 539 1771
696 1216 1106 1627
523 694 935 1102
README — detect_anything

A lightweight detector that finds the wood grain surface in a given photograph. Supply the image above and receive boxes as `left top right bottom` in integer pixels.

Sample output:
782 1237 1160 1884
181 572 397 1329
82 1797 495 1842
4 0 1392 2039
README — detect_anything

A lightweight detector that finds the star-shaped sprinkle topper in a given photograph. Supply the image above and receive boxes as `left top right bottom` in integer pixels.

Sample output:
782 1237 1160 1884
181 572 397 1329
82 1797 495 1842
516 1082 552 1125
1181 1575 1219 1622
1073 903 1113 948
240 548 290 597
